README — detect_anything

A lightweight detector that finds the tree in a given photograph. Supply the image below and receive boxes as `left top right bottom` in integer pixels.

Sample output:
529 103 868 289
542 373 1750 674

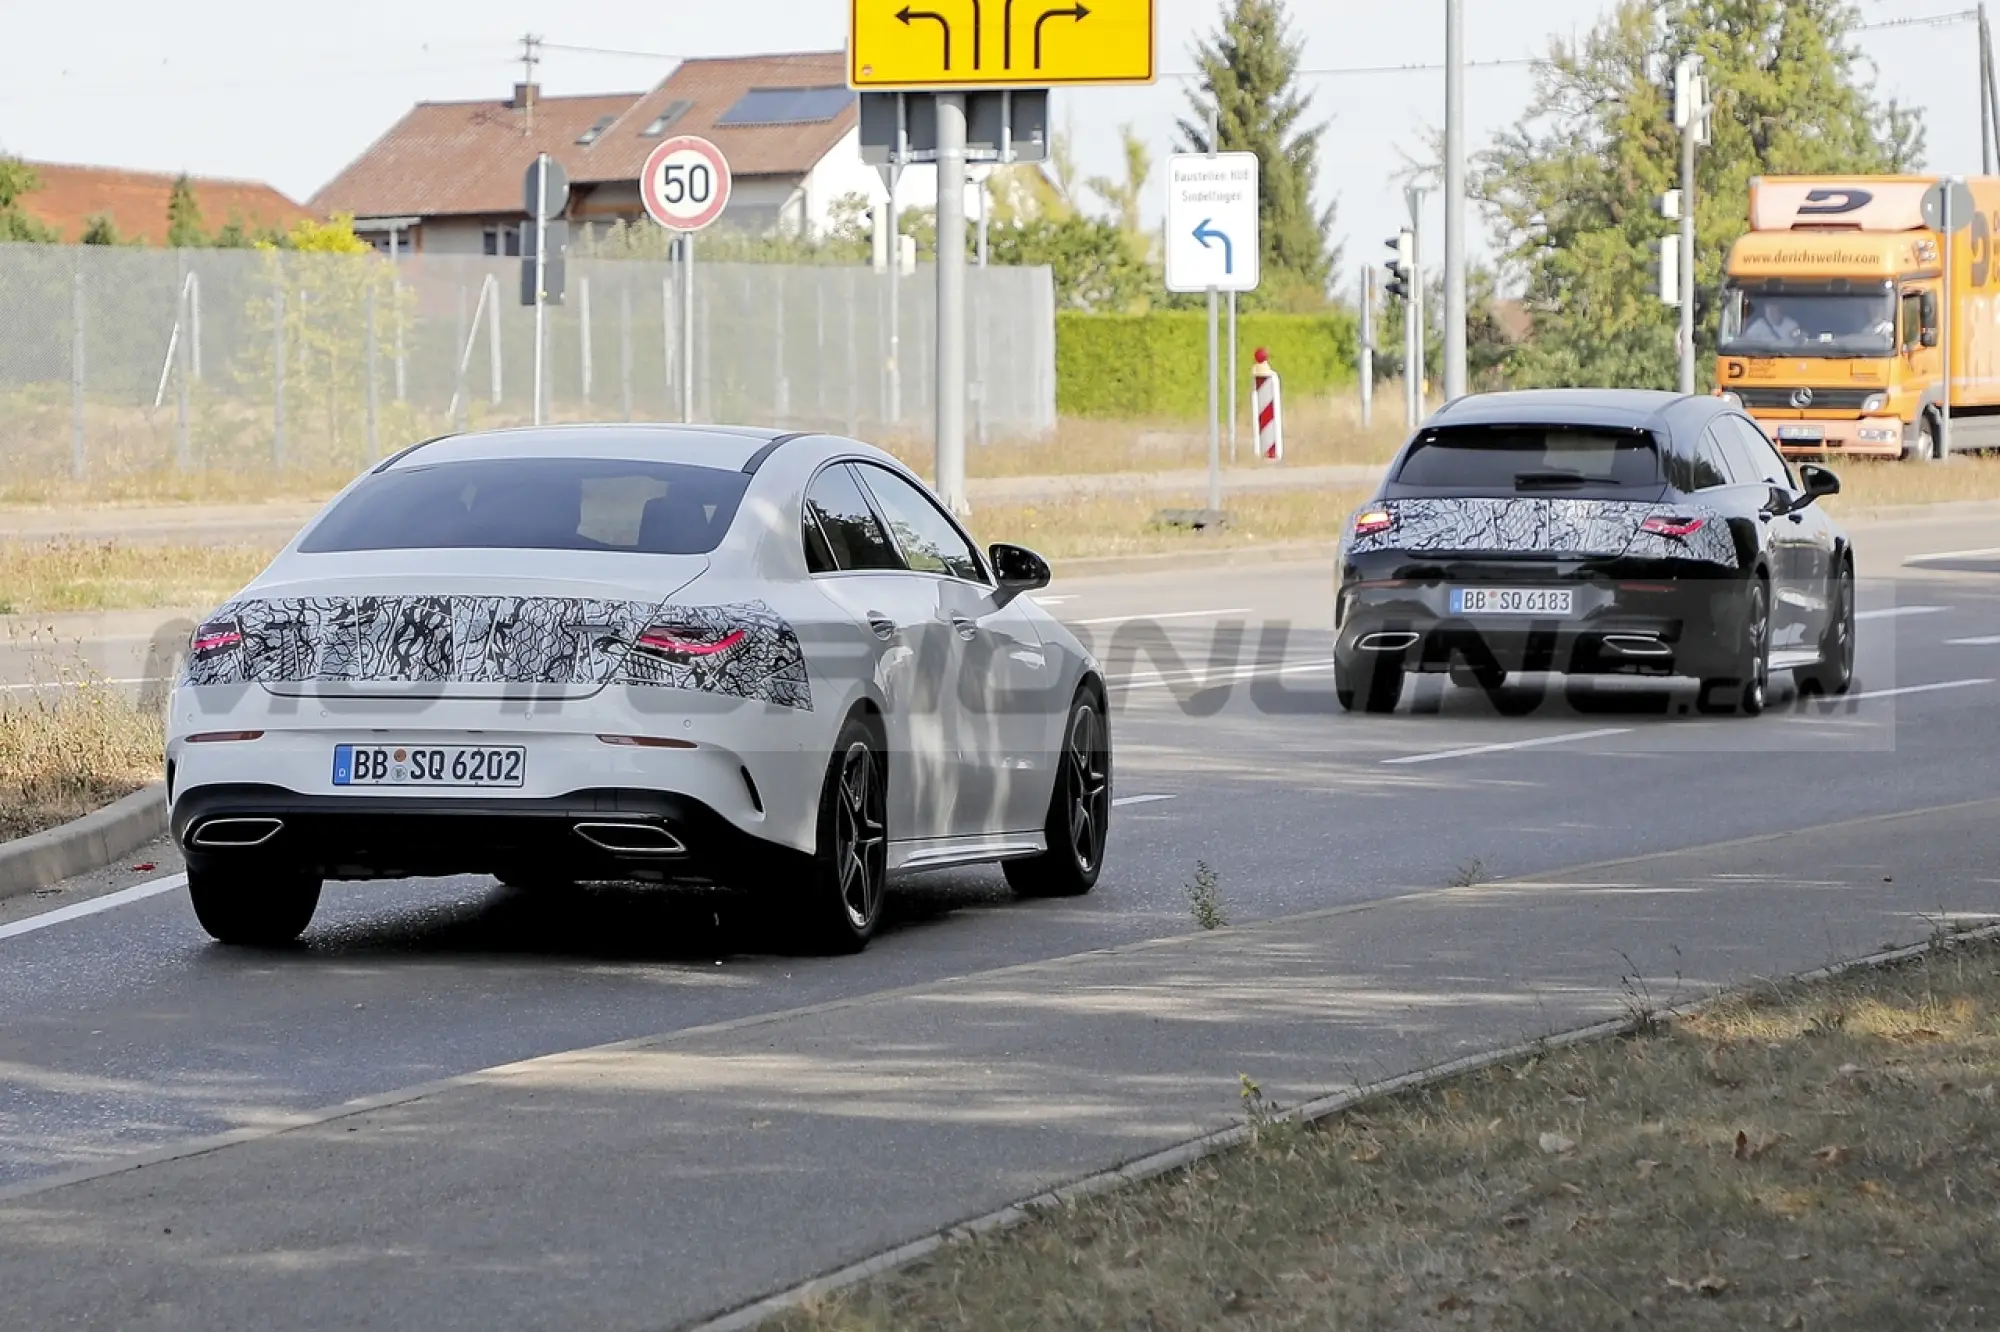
986 213 1154 311
0 157 57 242
79 214 127 245
166 173 206 248
1481 0 1923 389
1085 124 1153 253
1175 0 1337 309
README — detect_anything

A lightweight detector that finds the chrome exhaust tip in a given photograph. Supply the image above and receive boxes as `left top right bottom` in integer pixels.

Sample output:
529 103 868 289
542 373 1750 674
1602 635 1672 657
1357 631 1420 651
572 821 687 856
189 816 284 848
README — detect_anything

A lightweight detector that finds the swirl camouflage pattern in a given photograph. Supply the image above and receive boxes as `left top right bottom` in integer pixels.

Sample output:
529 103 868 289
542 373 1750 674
1343 497 1738 568
180 595 813 709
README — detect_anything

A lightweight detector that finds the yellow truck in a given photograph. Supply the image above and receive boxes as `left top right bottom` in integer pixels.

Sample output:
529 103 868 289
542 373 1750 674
1717 174 2000 460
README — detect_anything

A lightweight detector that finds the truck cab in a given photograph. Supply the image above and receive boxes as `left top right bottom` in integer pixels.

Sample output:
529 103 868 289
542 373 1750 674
1715 175 1979 460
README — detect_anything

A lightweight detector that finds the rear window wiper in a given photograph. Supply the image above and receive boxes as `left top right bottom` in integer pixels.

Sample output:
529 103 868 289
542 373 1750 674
1512 470 1590 489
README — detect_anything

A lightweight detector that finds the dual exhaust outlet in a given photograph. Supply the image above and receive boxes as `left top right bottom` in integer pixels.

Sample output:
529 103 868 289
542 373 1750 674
188 817 686 858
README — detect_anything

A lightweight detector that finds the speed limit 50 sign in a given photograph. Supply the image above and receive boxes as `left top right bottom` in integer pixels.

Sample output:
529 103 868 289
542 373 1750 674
640 135 732 232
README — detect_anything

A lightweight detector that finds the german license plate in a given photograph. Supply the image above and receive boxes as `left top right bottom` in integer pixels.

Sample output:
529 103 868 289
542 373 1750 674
1450 587 1575 616
332 744 525 788
1777 425 1826 441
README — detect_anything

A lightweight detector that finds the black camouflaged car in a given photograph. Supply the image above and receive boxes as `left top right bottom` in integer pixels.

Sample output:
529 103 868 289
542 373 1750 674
1334 389 1855 716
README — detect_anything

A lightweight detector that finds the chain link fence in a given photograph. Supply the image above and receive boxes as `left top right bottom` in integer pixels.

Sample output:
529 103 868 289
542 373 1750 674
0 244 1057 490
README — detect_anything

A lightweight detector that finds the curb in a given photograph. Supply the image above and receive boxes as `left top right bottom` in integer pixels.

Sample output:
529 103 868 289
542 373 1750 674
0 782 167 902
684 918 2000 1332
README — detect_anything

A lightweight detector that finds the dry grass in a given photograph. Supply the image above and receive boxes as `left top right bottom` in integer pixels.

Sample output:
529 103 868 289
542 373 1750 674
966 487 1374 562
0 640 162 841
1819 455 2000 514
0 541 273 615
776 932 2000 1332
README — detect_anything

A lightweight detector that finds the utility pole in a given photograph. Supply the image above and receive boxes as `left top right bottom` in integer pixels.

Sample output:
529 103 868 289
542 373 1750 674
1405 184 1430 422
519 35 542 136
1983 4 1998 174
1442 0 1468 402
1359 265 1374 428
1674 53 1706 397
935 92 969 515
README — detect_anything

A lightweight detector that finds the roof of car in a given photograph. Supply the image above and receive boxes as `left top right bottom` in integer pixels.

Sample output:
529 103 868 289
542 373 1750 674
1428 389 1710 433
377 423 809 472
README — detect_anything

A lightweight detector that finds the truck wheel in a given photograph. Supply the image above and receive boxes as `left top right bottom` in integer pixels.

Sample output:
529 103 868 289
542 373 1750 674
1904 413 1939 463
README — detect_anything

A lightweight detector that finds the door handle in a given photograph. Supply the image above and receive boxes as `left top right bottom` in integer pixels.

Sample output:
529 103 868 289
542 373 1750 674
949 615 978 640
865 612 896 641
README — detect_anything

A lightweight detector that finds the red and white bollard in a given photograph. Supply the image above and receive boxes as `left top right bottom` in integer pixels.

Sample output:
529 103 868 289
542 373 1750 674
1253 347 1283 462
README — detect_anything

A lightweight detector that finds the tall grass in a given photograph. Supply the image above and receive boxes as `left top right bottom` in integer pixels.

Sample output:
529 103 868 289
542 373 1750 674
0 636 162 840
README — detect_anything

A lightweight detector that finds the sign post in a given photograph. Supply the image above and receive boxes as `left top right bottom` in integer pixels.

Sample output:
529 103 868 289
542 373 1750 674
1165 138 1260 521
522 154 570 425
851 0 1152 512
640 135 733 424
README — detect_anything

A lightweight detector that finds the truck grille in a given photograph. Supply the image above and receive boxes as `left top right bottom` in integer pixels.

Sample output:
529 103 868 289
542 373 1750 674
1736 387 1877 411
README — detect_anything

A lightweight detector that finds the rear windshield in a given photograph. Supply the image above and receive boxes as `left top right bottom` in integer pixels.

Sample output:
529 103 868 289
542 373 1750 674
299 457 750 555
1393 425 1663 491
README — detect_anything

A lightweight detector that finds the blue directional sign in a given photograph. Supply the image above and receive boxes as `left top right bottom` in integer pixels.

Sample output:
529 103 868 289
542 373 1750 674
1164 151 1260 292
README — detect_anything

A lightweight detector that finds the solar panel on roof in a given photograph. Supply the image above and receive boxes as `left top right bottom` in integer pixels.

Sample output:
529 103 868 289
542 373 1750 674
714 86 854 127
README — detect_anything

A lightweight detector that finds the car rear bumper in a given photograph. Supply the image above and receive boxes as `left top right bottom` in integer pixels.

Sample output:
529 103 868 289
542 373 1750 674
1336 577 1744 678
170 784 805 885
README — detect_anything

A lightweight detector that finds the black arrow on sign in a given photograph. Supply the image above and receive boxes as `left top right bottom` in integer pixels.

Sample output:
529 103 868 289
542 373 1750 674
1033 2 1089 69
897 5 953 70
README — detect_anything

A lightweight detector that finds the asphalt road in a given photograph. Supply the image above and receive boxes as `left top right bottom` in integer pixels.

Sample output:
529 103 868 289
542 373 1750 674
0 508 1997 1326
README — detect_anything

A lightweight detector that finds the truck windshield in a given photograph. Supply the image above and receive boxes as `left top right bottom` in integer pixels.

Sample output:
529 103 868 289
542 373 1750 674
1718 285 1895 356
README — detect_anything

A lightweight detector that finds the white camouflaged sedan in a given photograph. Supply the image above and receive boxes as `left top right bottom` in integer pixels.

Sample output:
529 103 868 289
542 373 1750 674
167 425 1112 953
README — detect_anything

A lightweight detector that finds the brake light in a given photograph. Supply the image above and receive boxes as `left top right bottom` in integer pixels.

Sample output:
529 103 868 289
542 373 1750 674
634 625 746 658
1353 508 1395 538
597 734 699 749
189 621 242 656
185 730 263 743
1641 515 1705 538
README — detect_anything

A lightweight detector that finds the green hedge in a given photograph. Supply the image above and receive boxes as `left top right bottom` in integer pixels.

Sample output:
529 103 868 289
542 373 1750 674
1056 310 1360 420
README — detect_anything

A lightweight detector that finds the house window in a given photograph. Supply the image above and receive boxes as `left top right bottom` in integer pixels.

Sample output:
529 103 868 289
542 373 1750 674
576 115 617 146
715 86 854 126
641 99 692 137
483 226 499 256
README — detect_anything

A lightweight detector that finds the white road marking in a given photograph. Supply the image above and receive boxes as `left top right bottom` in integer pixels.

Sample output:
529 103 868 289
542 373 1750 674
1904 546 2000 563
1947 635 2000 646
1854 606 1949 621
1111 657 1338 691
0 873 186 943
1382 727 1633 767
1844 677 1994 702
1 677 153 693
1112 793 1178 808
1072 607 1253 627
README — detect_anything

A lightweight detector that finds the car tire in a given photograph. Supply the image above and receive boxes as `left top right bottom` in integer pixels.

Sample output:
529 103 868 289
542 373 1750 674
1795 558 1856 697
187 862 322 946
1005 685 1111 899
794 713 890 955
1698 575 1771 717
1335 655 1404 713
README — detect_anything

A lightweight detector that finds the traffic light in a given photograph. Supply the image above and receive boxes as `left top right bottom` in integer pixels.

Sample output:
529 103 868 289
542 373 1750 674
1383 230 1414 301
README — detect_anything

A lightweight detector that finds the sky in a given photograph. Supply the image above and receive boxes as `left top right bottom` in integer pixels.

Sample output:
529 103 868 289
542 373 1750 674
0 0 1978 294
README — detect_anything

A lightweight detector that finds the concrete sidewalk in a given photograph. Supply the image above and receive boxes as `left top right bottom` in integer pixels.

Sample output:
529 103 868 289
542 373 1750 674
0 798 1993 1331
0 464 1383 546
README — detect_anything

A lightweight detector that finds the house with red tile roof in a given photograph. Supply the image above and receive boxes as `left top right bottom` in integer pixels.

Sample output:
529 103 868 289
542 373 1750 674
311 52 908 257
13 161 312 245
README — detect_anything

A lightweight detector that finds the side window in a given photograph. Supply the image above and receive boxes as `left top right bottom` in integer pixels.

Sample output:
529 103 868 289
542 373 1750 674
1901 290 1924 349
1729 414 1796 488
1689 425 1733 490
851 464 987 583
803 465 904 572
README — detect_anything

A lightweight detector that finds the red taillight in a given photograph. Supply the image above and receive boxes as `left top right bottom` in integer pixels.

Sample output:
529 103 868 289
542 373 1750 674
634 625 746 658
1353 508 1395 538
189 622 242 655
185 730 263 743
1641 515 1705 538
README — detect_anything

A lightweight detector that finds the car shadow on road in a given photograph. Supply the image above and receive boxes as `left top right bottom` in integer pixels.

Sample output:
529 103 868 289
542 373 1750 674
274 869 1020 966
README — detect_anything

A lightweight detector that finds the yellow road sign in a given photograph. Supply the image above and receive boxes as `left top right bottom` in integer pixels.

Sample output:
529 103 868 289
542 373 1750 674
849 0 1154 89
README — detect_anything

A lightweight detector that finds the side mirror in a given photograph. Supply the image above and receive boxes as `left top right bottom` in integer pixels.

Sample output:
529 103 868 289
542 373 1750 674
1797 463 1841 504
988 542 1051 606
1920 327 1939 348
